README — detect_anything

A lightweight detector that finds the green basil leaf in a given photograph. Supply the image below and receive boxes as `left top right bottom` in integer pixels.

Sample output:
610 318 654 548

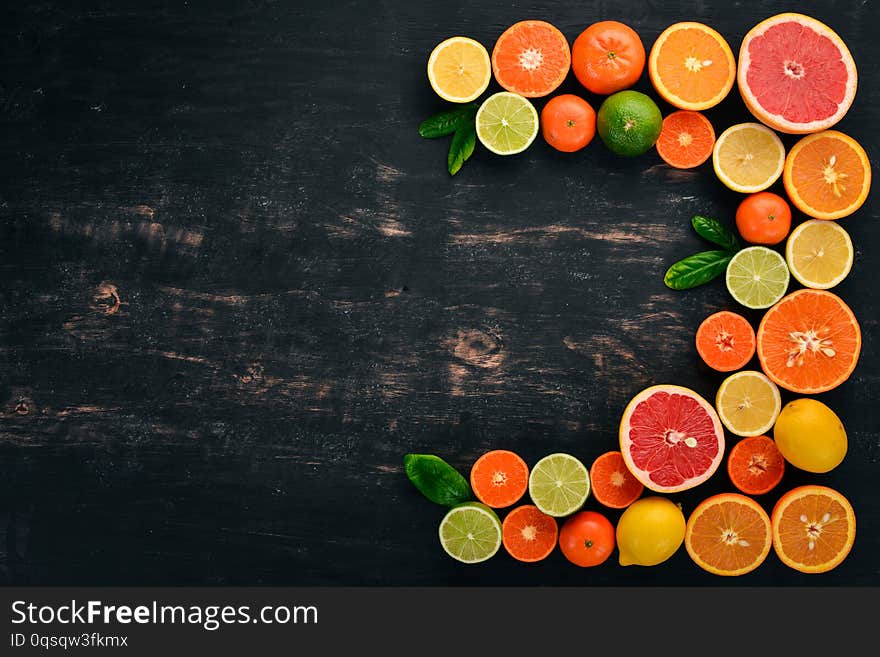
448 121 476 176
403 454 472 507
692 215 740 252
418 103 477 138
664 250 733 290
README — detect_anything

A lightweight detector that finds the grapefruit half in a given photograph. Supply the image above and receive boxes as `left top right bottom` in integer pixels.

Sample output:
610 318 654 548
738 13 857 134
620 385 725 493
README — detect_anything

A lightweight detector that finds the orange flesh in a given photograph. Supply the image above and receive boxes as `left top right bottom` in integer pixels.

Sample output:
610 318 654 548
470 450 529 508
653 26 734 105
656 110 716 168
726 435 785 495
492 21 571 97
695 311 756 372
786 133 870 216
589 451 644 509
686 494 771 575
501 504 558 562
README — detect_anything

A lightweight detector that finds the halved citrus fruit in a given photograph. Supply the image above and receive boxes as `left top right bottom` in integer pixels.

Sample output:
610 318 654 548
725 246 790 310
501 504 558 562
695 310 756 372
427 36 492 103
619 384 725 493
783 130 872 220
786 220 854 290
528 453 590 518
589 451 643 509
475 92 540 155
648 22 736 111
727 435 785 495
757 289 861 394
685 492 772 576
715 370 781 437
491 20 570 98
738 13 857 134
713 123 785 193
470 449 529 509
655 110 715 169
771 485 856 573
438 502 503 563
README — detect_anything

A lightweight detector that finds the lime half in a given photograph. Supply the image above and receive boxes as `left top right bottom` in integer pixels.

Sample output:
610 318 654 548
438 502 502 563
528 453 590 518
476 92 539 155
726 246 790 309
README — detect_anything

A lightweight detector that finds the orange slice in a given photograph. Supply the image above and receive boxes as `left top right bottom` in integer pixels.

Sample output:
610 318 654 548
501 504 558 562
726 435 785 495
491 20 571 98
648 22 736 110
685 492 772 576
589 451 644 509
783 130 872 220
655 110 715 169
695 310 755 372
756 289 861 394
470 450 529 508
771 485 856 574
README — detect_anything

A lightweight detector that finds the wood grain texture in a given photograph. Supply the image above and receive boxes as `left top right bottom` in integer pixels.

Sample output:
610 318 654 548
0 0 877 585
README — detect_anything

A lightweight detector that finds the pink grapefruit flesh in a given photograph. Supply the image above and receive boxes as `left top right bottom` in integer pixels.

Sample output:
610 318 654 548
738 13 857 134
619 385 725 493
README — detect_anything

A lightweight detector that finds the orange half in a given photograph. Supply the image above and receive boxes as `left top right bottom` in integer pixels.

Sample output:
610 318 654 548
491 20 571 98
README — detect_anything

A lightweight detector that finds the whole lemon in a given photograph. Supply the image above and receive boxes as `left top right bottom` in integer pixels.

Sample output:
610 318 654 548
616 496 686 566
774 398 847 473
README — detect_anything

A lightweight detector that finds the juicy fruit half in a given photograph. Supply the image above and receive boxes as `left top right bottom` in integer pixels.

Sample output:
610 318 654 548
475 92 539 155
685 493 772 576
619 384 725 493
715 370 782 438
597 90 663 157
648 22 736 111
427 36 492 103
527 453 590 518
771 485 856 573
501 504 558 562
727 435 785 495
757 289 861 394
738 13 857 134
713 123 785 193
491 20 571 98
655 110 715 169
783 130 872 220
589 451 644 509
438 502 503 564
786 220 854 290
616 496 686 566
725 246 789 310
470 450 529 508
695 310 756 372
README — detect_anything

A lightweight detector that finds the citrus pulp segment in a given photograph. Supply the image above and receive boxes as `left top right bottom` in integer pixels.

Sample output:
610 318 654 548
695 310 756 372
589 451 644 509
726 435 785 496
738 13 857 134
655 110 716 169
715 370 782 437
475 92 539 155
427 36 492 103
527 453 590 518
725 246 790 310
786 220 854 289
470 450 529 508
491 20 571 98
501 504 558 562
712 123 786 193
438 502 503 564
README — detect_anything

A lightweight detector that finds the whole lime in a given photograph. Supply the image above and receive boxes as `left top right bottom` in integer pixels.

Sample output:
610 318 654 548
774 398 847 473
597 90 663 157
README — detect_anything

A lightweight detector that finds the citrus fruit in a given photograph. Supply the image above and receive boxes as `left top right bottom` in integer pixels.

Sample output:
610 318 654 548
527 453 590 518
475 92 539 155
726 435 785 496
541 94 596 153
596 90 662 157
774 398 847 473
712 123 786 193
782 130 872 220
685 493 772 576
470 450 529 508
785 220 854 290
738 13 857 134
501 504 558 562
427 36 492 103
571 21 645 95
619 384 725 493
559 511 615 567
491 20 571 98
715 370 782 438
655 110 715 169
616 496 686 566
756 289 861 394
725 246 790 310
648 22 736 111
589 450 644 509
771 485 856 574
695 310 756 372
438 502 503 563
736 192 792 246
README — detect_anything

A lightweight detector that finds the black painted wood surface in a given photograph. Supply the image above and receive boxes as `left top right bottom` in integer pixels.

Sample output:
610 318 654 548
0 0 877 585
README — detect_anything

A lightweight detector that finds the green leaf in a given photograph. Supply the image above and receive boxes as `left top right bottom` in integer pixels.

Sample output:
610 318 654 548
447 121 476 176
403 454 472 507
664 250 733 290
692 215 740 252
418 103 477 138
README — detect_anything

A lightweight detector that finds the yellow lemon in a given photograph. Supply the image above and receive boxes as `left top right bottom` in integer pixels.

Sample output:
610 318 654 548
773 398 847 473
616 497 686 566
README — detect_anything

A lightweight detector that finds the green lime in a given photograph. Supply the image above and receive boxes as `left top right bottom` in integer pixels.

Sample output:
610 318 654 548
475 91 539 155
528 453 590 518
438 502 502 563
597 90 663 157
726 246 790 309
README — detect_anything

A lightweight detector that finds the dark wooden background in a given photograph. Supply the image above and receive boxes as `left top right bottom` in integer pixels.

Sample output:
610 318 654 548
0 0 877 586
